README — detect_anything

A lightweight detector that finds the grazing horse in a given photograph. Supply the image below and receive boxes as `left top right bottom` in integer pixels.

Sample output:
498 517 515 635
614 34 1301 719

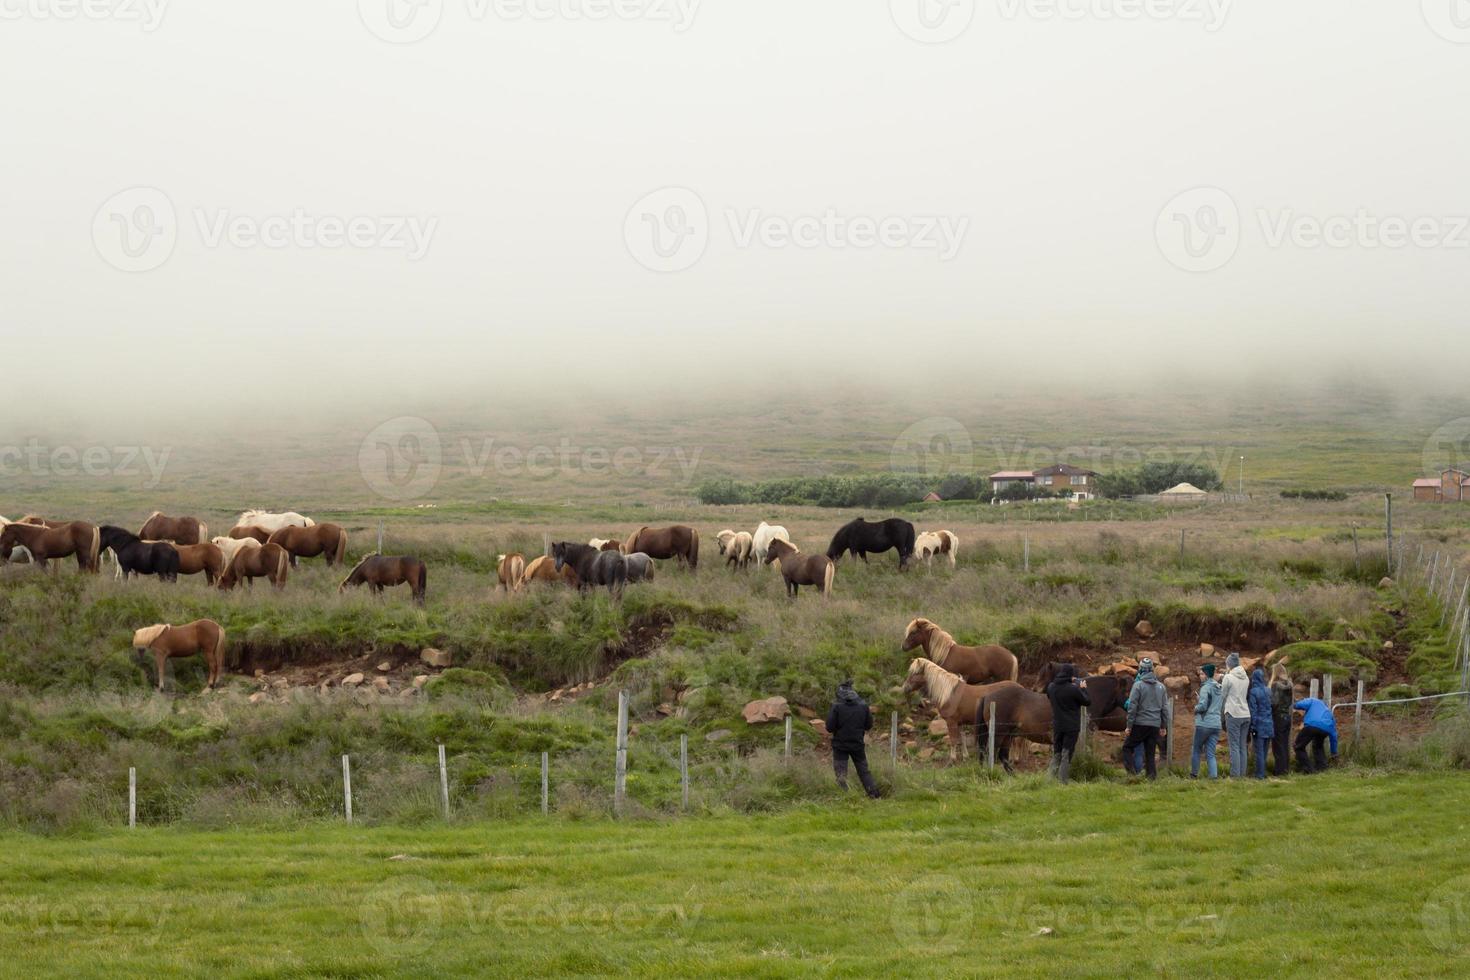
100 526 180 581
521 555 578 587
624 525 699 570
826 517 916 570
914 529 959 569
751 522 791 566
901 618 1018 684
624 552 656 583
903 658 1051 766
497 553 526 592
211 535 262 567
234 510 314 533
763 538 834 598
339 555 427 605
1 521 100 573
133 620 227 692
0 517 36 563
229 525 272 545
552 542 627 597
716 530 754 570
169 543 226 585
267 523 348 566
218 543 290 590
1035 662 1129 733
139 512 208 546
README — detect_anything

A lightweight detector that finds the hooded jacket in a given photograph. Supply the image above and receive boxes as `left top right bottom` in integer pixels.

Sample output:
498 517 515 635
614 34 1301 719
826 682 873 751
1294 698 1339 754
1193 675 1223 731
1127 666 1169 728
1247 669 1275 740
1220 665 1250 719
1270 676 1294 719
1046 664 1091 734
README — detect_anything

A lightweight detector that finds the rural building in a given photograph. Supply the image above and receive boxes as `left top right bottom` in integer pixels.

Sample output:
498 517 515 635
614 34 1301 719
1159 482 1209 501
987 464 1099 500
922 491 942 502
1413 468 1470 502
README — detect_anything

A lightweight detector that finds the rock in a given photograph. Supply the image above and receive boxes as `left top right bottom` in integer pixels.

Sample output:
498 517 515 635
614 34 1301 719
1153 665 1171 679
1096 663 1114 675
928 718 948 736
253 669 266 679
1035 926 1054 937
412 675 429 688
705 728 733 742
903 740 917 750
1383 641 1394 651
796 706 818 720
420 648 452 668
342 673 365 687
809 719 828 736
376 661 392 673
1135 620 1154 638
742 696 789 724
1121 656 1140 668
373 676 390 693
1200 643 1215 656
1378 577 1394 589
248 692 269 704
1164 676 1190 692
918 746 936 761
656 702 674 717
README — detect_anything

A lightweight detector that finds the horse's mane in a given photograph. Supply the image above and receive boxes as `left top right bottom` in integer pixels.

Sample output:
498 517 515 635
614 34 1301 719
133 624 169 648
906 618 955 667
911 657 963 711
145 510 163 520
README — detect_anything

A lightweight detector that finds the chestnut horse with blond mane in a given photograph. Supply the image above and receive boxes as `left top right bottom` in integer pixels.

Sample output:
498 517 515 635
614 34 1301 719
133 620 227 692
902 658 1051 767
218 543 289 590
0 521 100 573
902 618 1017 684
140 512 208 546
497 553 526 592
267 523 348 567
624 525 699 570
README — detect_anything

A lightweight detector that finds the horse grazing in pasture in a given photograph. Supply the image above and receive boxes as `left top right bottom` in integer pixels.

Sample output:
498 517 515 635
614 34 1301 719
218 543 290 590
552 541 627 597
716 530 754 570
903 658 1051 766
589 538 624 553
234 510 314 533
0 521 101 573
229 525 272 545
624 525 699 570
267 523 348 566
339 555 427 605
100 526 180 581
624 552 656 583
0 517 37 564
913 529 959 569
168 543 226 585
521 555 578 587
763 538 834 599
139 512 208 545
826 517 916 570
751 522 791 566
901 618 1018 684
1035 662 1129 732
133 620 227 692
212 535 262 567
497 553 526 592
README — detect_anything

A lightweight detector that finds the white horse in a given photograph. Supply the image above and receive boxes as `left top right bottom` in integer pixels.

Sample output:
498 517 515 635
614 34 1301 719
212 535 263 566
915 529 959 569
0 517 35 564
234 510 315 533
716 530 754 569
751 522 791 567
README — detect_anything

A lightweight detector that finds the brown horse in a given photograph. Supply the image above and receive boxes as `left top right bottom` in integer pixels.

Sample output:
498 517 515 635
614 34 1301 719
522 554 578 587
218 543 289 590
168 542 226 585
497 553 526 592
339 555 427 605
133 620 227 692
229 525 272 544
267 523 348 566
139 512 208 545
624 525 699 569
763 538 834 598
0 521 100 572
903 658 1051 767
902 618 1018 684
972 681 1056 772
1035 662 1129 733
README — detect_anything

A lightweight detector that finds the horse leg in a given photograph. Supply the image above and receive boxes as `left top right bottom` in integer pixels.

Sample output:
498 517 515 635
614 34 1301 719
155 649 167 693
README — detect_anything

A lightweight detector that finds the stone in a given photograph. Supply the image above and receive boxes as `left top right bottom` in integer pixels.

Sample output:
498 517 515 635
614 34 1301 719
1378 577 1394 589
656 702 674 717
918 746 936 761
1153 665 1171 679
742 696 789 724
342 673 365 687
1200 643 1215 656
253 669 266 679
1382 641 1394 651
373 676 390 692
795 706 818 720
903 740 917 750
376 661 392 673
1135 620 1154 638
248 692 268 704
809 719 828 736
412 675 429 688
928 718 948 736
705 728 733 742
420 648 452 668
1164 676 1190 692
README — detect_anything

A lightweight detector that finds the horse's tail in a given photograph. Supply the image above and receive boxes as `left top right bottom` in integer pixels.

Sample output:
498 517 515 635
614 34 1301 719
417 561 428 602
198 521 209 545
823 560 835 598
334 527 347 566
1010 654 1019 683
275 546 288 585
511 554 525 591
219 624 237 669
89 524 100 573
688 527 699 570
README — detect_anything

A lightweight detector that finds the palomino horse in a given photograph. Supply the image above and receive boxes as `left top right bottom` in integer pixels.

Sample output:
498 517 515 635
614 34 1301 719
100 526 180 581
234 510 314 533
625 552 656 583
1035 662 1129 733
552 542 627 597
763 538 834 598
624 525 699 570
139 512 208 545
339 555 427 605
903 658 1052 766
901 618 1018 684
218 543 290 590
133 620 227 692
497 553 526 592
211 535 262 567
521 555 578 587
169 543 226 585
0 521 100 572
588 538 624 553
229 525 272 545
826 517 916 570
751 522 791 566
717 530 754 570
267 523 348 566
914 530 959 569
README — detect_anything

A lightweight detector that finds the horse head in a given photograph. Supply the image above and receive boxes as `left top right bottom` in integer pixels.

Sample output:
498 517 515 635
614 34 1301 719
901 618 932 652
551 541 569 572
901 658 930 696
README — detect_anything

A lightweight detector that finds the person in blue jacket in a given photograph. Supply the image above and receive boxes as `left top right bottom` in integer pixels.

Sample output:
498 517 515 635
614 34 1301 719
1190 663 1222 779
1292 696 1338 773
1246 668 1275 779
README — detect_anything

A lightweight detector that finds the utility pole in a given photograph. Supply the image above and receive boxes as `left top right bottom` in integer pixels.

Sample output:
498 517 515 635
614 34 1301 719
1238 455 1244 497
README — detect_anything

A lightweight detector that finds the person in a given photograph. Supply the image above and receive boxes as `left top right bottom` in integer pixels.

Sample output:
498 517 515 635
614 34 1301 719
1292 695 1338 774
826 679 880 798
1190 663 1222 778
1268 664 1294 776
1045 663 1090 783
1220 653 1251 778
1122 658 1168 779
1247 668 1275 779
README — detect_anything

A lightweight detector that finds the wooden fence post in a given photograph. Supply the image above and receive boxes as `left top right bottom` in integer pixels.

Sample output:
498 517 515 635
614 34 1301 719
128 767 136 829
679 735 689 812
1166 699 1176 771
1309 678 1320 702
541 751 549 815
1354 679 1365 746
1180 529 1186 564
986 702 997 771
1078 706 1089 753
890 712 899 770
438 743 449 818
342 754 353 823
1351 524 1360 574
784 715 792 760
1384 493 1393 574
377 521 384 555
1023 534 1030 573
614 691 628 816
1324 674 1333 709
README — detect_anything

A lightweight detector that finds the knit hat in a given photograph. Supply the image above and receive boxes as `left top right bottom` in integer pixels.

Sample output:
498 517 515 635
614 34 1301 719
1137 657 1155 677
1226 652 1241 669
1200 663 1216 678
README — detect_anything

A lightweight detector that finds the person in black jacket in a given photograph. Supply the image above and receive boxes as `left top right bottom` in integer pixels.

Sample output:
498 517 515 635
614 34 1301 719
1045 664 1090 783
826 679 880 798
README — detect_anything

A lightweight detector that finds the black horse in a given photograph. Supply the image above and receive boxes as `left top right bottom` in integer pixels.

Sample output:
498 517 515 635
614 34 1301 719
551 542 627 598
825 517 916 570
100 525 180 582
1036 662 1129 732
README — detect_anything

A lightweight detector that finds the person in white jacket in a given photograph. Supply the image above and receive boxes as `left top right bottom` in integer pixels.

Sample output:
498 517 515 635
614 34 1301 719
1219 652 1251 779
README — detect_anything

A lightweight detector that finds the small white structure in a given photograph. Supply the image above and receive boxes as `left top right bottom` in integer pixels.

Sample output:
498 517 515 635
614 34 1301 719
1159 482 1209 500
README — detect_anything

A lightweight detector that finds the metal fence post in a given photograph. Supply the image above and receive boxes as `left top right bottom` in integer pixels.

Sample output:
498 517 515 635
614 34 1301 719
986 703 997 771
342 754 353 823
890 712 899 770
438 743 449 818
614 691 628 816
1354 679 1365 746
784 715 792 760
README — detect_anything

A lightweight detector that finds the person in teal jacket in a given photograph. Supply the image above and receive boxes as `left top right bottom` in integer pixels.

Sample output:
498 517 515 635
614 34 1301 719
1190 664 1222 779
1247 669 1275 779
1292 697 1338 773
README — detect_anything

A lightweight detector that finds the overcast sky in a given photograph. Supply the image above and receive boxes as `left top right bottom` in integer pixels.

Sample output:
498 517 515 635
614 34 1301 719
2 1 1468 426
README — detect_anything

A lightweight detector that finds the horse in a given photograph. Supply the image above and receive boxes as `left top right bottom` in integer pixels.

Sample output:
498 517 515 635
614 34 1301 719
339 555 427 605
100 526 180 581
211 535 262 566
716 530 754 569
763 538 834 598
168 542 226 585
218 542 289 590
497 553 526 592
522 555 578 587
914 529 959 569
624 552 656 583
229 525 272 545
751 522 791 566
0 521 101 573
972 681 1057 773
133 620 227 692
139 512 208 545
552 541 627 597
1035 662 1129 733
0 517 36 563
233 510 315 533
624 525 699 570
902 658 1051 766
267 523 348 566
901 618 1018 684
589 537 624 553
826 517 916 569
